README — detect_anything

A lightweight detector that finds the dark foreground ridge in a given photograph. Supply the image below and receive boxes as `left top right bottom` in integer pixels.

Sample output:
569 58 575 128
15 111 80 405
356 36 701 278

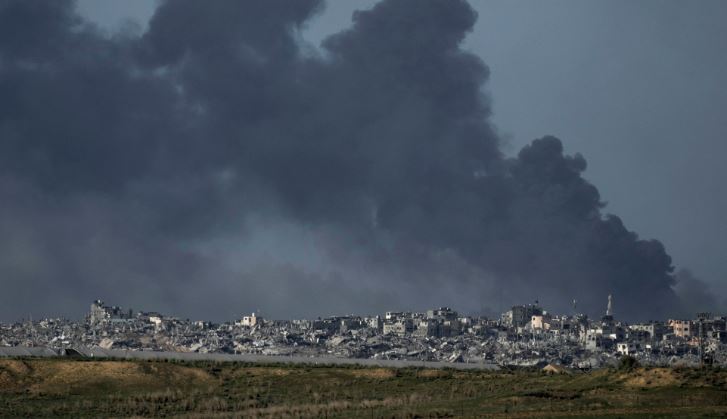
2 357 727 418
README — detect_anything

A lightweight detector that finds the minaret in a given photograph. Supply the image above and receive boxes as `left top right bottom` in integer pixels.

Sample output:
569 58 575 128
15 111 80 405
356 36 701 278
606 294 613 317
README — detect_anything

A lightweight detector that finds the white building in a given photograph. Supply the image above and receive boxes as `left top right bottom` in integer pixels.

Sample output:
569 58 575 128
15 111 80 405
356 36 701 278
616 342 637 356
237 312 261 327
149 315 163 327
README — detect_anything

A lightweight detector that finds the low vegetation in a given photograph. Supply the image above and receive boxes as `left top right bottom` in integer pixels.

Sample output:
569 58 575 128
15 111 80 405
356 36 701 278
2 358 727 417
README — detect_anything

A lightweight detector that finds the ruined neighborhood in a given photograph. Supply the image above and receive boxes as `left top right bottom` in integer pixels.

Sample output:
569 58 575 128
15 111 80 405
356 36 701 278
1 296 725 370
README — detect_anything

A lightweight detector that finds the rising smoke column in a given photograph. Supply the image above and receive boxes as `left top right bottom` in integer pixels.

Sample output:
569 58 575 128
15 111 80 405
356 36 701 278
0 0 681 320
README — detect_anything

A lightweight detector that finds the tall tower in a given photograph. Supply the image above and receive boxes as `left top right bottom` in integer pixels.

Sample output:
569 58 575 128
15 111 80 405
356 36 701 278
606 294 613 317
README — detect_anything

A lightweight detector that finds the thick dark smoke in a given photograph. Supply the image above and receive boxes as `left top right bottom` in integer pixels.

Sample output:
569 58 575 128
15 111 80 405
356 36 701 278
0 0 700 321
673 269 725 319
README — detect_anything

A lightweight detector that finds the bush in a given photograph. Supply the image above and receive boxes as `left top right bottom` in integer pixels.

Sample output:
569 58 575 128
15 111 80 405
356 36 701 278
618 355 639 371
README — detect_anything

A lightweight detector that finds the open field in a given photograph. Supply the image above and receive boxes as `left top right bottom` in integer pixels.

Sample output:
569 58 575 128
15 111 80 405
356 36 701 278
2 358 727 418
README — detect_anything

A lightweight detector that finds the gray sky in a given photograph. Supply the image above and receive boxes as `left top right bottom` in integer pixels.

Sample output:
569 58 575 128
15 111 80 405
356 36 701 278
469 1 727 293
77 0 727 292
0 0 722 322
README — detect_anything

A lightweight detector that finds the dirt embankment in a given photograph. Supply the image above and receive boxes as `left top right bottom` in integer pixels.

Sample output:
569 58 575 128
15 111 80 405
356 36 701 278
0 359 213 394
350 368 397 379
622 368 681 388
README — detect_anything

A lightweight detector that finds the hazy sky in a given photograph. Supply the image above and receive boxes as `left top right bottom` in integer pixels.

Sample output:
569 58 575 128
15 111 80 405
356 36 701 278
77 0 727 292
1 0 724 321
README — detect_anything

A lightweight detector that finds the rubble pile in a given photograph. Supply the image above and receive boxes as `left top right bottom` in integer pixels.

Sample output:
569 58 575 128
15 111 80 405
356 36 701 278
2 299 726 369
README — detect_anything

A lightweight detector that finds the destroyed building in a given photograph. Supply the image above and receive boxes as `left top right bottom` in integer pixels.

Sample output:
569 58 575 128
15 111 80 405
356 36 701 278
1 296 726 369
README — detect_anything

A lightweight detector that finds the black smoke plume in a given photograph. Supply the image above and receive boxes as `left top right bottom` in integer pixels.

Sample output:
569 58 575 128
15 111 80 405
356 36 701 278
0 0 687 320
673 269 724 319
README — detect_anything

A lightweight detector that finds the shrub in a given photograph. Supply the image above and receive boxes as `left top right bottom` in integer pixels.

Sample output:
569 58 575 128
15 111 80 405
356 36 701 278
618 355 639 371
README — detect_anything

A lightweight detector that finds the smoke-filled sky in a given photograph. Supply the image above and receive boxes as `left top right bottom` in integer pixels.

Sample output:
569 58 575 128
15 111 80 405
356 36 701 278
1 0 725 322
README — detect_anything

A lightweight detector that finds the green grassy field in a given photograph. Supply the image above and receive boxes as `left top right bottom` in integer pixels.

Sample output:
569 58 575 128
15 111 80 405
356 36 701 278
2 358 727 418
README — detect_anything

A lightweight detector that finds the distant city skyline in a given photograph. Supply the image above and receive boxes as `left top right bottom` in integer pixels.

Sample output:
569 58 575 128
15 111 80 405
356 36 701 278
3 296 724 370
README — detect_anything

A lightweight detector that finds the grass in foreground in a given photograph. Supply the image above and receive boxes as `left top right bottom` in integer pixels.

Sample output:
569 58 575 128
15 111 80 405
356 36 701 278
1 358 727 418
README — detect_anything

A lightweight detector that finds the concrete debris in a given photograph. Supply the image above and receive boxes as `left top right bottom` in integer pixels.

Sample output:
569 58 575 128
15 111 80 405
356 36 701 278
2 301 726 369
